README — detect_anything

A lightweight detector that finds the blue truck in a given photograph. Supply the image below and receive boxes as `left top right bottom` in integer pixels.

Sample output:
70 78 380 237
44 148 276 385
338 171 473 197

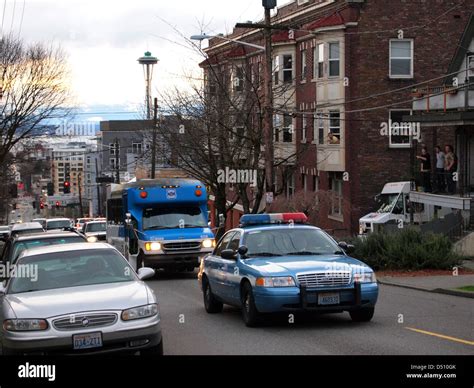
106 178 215 272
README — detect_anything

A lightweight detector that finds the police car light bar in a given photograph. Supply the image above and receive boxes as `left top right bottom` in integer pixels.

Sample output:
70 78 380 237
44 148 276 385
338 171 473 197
240 213 308 226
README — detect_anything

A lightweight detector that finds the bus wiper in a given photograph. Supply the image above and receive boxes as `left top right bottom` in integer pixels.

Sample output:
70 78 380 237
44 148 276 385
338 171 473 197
285 251 323 256
246 252 282 257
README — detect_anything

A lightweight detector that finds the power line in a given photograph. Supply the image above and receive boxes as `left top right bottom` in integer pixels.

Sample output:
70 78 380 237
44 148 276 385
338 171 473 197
9 0 16 35
17 0 25 36
1 0 7 36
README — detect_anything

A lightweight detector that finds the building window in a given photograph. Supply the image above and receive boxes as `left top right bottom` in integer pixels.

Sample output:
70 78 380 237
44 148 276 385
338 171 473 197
110 158 117 169
389 110 412 148
301 50 307 81
287 172 295 198
273 56 280 85
329 42 340 77
328 111 341 144
273 114 281 142
314 112 325 145
390 39 413 78
132 142 143 155
109 143 118 156
302 115 307 142
317 43 324 79
302 173 307 192
329 173 343 218
283 55 293 83
283 115 293 143
233 66 244 92
312 175 319 192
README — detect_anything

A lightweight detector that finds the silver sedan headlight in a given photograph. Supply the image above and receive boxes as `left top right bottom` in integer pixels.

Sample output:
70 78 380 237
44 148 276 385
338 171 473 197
121 304 159 321
3 319 48 331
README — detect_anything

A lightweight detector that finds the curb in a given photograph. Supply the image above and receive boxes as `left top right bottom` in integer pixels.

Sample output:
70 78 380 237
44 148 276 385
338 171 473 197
378 280 474 299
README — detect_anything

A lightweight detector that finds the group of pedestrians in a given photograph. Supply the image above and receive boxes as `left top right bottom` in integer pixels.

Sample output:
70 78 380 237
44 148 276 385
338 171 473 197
416 145 457 194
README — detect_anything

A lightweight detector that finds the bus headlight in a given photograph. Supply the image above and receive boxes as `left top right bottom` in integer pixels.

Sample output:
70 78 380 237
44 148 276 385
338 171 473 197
202 239 214 248
145 242 161 251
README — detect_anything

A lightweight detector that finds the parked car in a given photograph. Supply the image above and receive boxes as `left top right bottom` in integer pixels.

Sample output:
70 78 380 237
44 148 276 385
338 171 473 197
82 221 107 242
1 230 87 267
0 243 162 355
198 213 379 327
75 218 94 231
45 218 72 231
10 222 44 238
0 226 10 241
32 218 47 229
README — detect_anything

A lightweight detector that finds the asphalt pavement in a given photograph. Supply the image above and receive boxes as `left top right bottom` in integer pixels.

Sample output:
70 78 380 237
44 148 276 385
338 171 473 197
147 271 474 355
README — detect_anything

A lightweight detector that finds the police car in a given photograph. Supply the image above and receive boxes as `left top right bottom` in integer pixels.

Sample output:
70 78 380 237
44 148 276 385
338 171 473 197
198 213 378 327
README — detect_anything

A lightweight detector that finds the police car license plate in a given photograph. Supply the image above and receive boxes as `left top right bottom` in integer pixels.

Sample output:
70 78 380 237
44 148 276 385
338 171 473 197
318 293 340 305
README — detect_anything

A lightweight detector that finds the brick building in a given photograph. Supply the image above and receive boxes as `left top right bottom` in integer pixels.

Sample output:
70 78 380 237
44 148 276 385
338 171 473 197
201 0 474 235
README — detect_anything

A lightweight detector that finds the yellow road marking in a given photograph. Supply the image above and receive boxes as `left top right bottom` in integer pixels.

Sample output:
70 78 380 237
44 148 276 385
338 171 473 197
405 327 474 346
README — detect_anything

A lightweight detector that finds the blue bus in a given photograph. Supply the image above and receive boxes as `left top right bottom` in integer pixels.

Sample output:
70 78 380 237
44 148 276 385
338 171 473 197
106 178 215 272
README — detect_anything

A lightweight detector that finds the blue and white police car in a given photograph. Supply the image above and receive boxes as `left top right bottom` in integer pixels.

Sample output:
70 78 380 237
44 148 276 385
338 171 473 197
198 213 379 327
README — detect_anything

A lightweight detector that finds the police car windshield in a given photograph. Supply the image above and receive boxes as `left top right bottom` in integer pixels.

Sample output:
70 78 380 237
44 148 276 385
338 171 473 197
143 206 207 230
244 228 340 257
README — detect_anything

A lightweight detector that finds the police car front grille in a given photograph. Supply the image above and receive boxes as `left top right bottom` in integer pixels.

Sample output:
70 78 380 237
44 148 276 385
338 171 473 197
297 271 351 288
162 242 201 251
53 313 117 331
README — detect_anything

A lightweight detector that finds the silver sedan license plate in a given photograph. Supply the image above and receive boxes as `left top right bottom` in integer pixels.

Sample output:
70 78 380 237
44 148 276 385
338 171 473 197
318 293 340 305
73 332 103 350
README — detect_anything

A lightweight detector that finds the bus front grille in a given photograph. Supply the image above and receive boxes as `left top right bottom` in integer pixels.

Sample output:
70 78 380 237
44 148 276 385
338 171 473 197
162 242 201 251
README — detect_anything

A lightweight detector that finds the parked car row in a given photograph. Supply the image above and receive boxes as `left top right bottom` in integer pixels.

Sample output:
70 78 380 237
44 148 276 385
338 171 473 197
0 217 162 355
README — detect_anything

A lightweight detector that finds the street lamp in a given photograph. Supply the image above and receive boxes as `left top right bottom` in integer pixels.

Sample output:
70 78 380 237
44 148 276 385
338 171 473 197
137 52 159 120
190 34 265 51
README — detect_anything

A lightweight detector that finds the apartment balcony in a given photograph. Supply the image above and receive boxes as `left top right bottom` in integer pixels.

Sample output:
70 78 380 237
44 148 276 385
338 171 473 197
411 84 474 112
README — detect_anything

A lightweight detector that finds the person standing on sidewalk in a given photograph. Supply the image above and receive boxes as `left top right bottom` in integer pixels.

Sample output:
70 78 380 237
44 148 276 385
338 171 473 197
416 146 432 192
434 146 446 193
445 145 458 195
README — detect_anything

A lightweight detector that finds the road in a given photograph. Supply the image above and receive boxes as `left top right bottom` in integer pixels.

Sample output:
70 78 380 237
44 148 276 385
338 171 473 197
148 271 474 355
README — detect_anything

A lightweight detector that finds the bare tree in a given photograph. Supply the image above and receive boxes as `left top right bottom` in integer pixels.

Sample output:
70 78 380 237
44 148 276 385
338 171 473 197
0 36 71 169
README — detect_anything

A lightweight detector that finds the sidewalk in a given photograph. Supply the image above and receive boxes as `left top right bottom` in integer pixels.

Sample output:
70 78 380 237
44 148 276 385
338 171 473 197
377 267 474 299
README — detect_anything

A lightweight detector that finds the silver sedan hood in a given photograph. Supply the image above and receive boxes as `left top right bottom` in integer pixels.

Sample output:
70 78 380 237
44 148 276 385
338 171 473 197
5 281 150 318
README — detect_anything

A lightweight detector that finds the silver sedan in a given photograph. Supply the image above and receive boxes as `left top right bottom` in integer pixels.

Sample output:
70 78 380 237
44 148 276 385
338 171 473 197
0 243 162 355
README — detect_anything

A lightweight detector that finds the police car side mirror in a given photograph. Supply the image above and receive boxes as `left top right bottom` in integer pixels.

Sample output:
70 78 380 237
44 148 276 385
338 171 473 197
338 242 355 254
221 249 237 260
238 246 248 257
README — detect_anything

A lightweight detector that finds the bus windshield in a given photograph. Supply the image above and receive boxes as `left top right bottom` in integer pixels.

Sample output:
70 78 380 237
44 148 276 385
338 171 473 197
143 206 207 230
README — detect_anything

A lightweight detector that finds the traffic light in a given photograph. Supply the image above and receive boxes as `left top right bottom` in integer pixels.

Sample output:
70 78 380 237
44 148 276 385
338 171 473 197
47 182 54 196
63 180 71 194
55 201 60 208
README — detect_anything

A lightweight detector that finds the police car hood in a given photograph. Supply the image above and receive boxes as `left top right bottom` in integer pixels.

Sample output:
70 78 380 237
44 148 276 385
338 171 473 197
244 255 370 276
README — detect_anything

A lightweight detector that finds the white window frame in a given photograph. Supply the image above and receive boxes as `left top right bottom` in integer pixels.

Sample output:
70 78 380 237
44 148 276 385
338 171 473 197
317 43 324 79
329 173 343 219
328 42 340 78
282 114 293 143
273 55 280 85
282 54 293 83
313 112 325 145
389 109 413 149
132 142 143 155
301 50 307 81
287 172 295 198
328 110 341 145
389 39 414 79
301 115 307 143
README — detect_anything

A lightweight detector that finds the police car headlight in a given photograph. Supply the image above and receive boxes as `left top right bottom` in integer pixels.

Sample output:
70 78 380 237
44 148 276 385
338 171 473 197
353 272 376 283
145 242 161 252
202 239 214 248
256 276 296 288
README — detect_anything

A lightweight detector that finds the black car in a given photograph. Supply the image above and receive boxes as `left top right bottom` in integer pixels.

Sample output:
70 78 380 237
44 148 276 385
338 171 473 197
0 230 87 268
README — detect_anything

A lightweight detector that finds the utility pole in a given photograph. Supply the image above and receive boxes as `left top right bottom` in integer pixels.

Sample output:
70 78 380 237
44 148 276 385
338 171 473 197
151 97 158 179
95 157 101 216
77 172 84 217
115 138 120 184
236 0 280 211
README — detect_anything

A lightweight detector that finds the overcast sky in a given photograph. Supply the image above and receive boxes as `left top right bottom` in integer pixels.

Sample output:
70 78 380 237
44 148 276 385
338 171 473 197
9 0 268 115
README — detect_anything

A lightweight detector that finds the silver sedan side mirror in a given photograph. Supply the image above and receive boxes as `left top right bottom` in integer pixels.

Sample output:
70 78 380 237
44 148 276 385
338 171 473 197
137 267 155 280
